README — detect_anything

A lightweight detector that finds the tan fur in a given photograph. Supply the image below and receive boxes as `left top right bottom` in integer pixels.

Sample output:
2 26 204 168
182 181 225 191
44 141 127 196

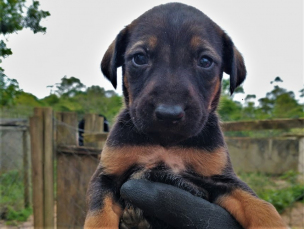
101 145 227 177
84 196 122 229
217 189 287 229
125 41 146 56
148 36 158 49
190 36 203 49
190 36 220 62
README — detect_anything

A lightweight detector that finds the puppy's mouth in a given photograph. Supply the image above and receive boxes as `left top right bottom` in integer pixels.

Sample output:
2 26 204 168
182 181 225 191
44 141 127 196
130 105 206 145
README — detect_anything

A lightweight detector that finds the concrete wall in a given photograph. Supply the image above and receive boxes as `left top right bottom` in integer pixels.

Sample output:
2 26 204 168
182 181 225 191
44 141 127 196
227 137 300 174
0 126 30 172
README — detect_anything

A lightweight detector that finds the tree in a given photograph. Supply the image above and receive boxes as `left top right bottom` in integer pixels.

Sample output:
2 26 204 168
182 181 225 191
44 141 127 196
299 87 304 98
55 76 86 97
222 78 244 97
40 80 123 124
218 78 245 121
272 91 303 118
218 95 242 121
0 74 20 106
14 91 41 107
270 76 283 84
242 94 257 119
257 78 303 118
40 94 59 106
0 0 50 72
86 85 106 97
76 85 122 122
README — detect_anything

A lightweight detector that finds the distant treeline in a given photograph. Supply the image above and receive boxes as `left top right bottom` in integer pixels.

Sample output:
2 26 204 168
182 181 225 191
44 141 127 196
0 75 303 125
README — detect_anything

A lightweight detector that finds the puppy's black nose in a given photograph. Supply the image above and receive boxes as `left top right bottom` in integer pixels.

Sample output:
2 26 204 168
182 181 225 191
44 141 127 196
155 105 185 122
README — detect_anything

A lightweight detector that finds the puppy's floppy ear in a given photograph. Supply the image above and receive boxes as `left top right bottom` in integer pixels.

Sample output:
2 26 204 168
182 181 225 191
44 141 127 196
101 27 129 89
222 33 246 94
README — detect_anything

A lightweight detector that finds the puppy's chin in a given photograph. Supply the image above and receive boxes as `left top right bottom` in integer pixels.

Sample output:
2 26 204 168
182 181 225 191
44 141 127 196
132 118 207 146
146 131 189 146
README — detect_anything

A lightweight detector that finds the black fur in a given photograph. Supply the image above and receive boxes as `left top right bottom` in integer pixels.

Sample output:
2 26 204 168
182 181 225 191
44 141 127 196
86 3 252 229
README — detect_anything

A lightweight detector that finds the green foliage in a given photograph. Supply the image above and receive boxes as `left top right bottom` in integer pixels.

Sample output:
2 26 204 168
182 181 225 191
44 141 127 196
273 92 302 118
14 91 42 107
6 207 32 222
23 1 50 33
74 85 122 121
55 76 86 97
40 76 123 123
1 75 123 123
218 95 242 121
258 84 303 119
238 172 276 194
0 0 50 59
40 93 59 106
260 185 304 213
221 78 245 97
0 170 32 222
238 171 304 213
2 76 303 126
0 40 12 58
279 170 299 184
0 74 21 107
218 78 303 123
0 105 34 118
299 88 304 98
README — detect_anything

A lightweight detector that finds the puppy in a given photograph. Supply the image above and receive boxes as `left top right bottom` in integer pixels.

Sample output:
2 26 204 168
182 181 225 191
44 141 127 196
84 3 287 229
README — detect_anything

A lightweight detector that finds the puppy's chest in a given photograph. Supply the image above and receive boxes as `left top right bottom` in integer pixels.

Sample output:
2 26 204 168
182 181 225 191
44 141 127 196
101 146 227 229
133 150 187 174
101 145 227 178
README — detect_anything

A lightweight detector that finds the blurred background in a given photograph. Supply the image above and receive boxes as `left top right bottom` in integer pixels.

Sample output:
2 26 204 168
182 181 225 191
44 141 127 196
0 0 303 228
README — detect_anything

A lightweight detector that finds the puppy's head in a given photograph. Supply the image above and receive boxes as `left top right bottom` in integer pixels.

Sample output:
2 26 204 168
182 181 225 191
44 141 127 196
101 3 246 144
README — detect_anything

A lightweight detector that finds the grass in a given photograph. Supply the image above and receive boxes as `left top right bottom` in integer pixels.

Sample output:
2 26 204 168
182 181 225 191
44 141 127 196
238 170 304 213
0 169 303 223
4 207 33 226
0 170 32 223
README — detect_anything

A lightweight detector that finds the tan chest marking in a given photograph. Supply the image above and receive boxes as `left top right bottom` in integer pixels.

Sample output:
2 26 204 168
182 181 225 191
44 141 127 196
101 145 227 177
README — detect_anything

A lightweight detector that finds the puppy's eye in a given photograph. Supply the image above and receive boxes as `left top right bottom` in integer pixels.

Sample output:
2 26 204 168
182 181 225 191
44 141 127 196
198 56 213 68
133 53 148 66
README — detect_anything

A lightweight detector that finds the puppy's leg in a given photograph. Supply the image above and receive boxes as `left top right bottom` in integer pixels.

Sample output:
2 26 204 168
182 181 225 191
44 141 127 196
84 165 123 229
84 195 122 229
216 188 287 229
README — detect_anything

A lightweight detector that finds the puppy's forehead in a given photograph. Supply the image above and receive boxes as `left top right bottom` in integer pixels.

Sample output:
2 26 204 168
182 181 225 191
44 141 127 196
127 3 223 51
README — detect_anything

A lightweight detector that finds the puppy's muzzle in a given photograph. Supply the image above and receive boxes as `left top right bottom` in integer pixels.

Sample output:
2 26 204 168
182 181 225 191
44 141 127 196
155 104 185 122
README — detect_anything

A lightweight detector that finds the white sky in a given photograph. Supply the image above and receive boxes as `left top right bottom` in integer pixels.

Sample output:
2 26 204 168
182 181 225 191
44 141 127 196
1 0 303 103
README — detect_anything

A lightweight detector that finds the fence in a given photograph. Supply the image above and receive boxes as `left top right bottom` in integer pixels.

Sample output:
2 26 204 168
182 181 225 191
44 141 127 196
0 107 303 228
55 112 102 228
0 119 31 226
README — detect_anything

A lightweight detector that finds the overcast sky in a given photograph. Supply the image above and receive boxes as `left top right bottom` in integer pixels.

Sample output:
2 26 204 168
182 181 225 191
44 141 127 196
1 0 303 103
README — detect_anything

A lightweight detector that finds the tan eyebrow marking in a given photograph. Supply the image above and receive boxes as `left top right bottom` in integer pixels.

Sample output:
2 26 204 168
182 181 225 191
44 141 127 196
190 36 221 62
126 41 146 56
148 36 158 49
126 36 158 56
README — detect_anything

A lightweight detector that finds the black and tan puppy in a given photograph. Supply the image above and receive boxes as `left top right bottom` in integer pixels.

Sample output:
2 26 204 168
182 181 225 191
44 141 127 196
85 3 286 229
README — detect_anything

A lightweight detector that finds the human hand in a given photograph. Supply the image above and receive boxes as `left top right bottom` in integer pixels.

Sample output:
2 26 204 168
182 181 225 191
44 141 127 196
121 180 243 229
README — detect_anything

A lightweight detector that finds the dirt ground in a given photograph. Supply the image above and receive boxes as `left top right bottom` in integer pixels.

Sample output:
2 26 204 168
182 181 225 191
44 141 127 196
0 215 33 229
0 203 303 229
281 202 304 229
